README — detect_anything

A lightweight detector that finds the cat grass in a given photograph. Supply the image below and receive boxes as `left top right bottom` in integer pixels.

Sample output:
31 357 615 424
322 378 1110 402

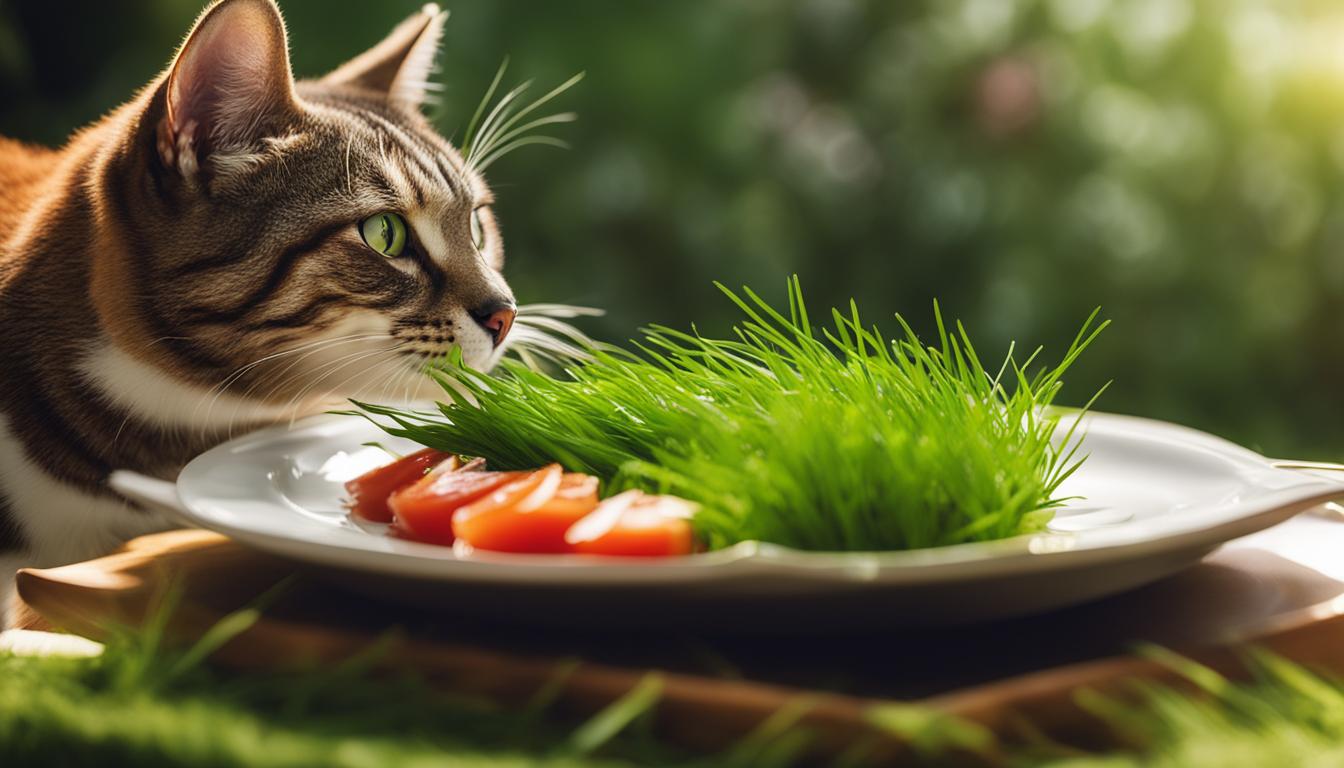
354 278 1107 552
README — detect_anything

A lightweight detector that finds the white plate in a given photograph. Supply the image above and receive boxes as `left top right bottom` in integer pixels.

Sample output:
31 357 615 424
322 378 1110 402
112 412 1344 628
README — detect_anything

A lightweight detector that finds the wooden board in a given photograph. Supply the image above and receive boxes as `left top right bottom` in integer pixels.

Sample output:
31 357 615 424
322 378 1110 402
17 510 1344 762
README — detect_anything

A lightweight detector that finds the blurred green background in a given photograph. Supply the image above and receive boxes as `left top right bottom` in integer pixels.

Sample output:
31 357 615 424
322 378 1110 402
2 0 1342 458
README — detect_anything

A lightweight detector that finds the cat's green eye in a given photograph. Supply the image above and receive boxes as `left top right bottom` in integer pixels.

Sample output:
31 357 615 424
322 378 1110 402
359 213 407 257
471 208 485 251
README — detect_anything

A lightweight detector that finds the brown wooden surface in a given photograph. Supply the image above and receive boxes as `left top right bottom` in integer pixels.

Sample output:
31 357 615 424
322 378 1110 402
17 511 1344 763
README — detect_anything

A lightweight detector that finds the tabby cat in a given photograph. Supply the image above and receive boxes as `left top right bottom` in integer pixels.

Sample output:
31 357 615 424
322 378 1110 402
0 0 520 623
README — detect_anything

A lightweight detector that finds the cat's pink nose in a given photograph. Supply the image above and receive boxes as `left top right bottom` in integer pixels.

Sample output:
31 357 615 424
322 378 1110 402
471 301 516 347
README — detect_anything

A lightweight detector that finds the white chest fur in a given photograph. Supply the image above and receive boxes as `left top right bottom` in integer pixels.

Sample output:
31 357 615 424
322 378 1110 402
0 344 286 624
78 344 292 434
0 412 175 627
0 413 172 568
4 342 291 564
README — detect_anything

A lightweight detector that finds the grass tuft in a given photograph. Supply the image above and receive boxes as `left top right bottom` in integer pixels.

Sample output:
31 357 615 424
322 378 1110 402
1056 650 1344 767
461 58 584 173
0 621 682 768
354 278 1107 552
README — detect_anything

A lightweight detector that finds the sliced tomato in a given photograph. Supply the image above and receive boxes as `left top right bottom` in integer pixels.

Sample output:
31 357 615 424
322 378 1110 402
451 465 602 554
389 467 526 545
565 491 697 557
344 448 454 523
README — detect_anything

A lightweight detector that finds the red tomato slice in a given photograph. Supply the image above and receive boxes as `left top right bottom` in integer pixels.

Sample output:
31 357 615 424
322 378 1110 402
389 467 526 545
344 448 454 523
452 465 602 554
565 491 697 557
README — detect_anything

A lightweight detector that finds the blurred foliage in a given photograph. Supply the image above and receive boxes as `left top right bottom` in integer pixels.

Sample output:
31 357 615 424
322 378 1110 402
4 0 1344 457
7 612 1344 766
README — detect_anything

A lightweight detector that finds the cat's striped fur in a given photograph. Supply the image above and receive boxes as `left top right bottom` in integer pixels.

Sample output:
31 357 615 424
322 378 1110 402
0 0 518 623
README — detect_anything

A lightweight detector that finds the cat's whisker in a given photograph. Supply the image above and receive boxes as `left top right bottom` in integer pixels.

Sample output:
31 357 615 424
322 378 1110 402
274 344 403 418
474 113 575 169
107 333 382 449
399 365 417 405
354 349 410 400
200 332 386 407
256 344 392 418
344 134 356 198
231 334 393 407
462 69 583 175
381 354 420 407
508 328 581 359
475 137 571 174
497 302 604 370
465 79 533 169
280 346 405 429
516 303 604 319
215 338 393 440
197 333 390 437
514 314 602 345
460 58 509 167
383 348 435 407
507 326 596 365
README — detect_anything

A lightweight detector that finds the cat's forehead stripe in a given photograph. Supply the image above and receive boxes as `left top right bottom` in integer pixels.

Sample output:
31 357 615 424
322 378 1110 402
335 102 469 202
435 152 470 196
357 111 449 190
381 161 417 207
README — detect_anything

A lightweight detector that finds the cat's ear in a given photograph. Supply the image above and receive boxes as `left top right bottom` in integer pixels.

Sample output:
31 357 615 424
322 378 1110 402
157 0 299 176
320 4 447 109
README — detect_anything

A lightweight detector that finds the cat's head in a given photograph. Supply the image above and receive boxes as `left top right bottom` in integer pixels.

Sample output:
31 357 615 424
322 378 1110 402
91 0 521 414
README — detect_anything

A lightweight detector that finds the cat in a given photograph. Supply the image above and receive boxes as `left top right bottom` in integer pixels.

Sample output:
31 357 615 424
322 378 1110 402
0 0 521 625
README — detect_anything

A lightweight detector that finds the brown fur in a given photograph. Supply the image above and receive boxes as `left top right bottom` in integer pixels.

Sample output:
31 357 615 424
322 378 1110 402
0 0 515 587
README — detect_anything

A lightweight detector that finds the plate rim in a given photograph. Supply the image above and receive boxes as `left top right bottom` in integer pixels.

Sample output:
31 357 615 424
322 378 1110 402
151 411 1344 587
